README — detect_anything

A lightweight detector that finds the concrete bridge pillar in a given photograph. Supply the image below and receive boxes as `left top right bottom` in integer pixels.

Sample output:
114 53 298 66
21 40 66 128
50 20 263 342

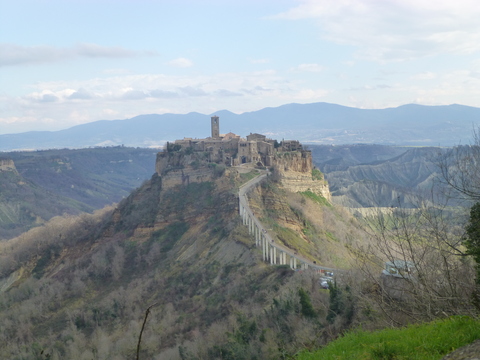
262 235 266 261
273 247 277 264
269 245 274 264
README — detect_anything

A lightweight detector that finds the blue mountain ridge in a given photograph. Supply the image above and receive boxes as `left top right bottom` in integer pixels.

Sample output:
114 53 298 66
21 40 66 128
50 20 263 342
1 102 479 151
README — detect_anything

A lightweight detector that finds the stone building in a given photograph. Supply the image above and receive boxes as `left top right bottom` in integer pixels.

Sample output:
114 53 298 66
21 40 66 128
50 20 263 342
157 116 330 201
172 116 280 167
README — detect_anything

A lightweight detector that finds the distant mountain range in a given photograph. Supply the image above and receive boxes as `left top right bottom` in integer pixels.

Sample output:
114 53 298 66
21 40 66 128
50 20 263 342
1 102 480 151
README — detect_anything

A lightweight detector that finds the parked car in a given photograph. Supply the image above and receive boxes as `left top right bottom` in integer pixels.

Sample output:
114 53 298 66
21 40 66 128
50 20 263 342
320 276 334 289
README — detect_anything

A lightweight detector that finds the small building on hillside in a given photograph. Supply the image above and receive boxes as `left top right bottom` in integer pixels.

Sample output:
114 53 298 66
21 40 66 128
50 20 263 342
381 259 416 300
382 260 415 278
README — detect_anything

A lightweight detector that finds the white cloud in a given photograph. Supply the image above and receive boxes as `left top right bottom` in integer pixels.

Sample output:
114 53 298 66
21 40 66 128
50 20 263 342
273 0 480 62
179 86 207 96
102 68 133 75
121 89 150 100
0 70 330 133
68 88 94 100
0 43 142 67
410 72 437 80
167 57 193 68
249 58 270 64
295 63 324 72
291 89 329 100
0 116 37 125
215 89 243 97
75 43 135 58
346 84 393 91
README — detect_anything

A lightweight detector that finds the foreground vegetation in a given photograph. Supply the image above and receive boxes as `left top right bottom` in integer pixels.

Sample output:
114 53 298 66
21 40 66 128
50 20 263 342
297 316 480 360
2 140 480 359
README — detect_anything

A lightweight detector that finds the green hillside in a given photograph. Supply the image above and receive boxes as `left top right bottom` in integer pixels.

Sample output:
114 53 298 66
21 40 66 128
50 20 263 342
0 168 92 239
0 147 157 239
8 146 157 208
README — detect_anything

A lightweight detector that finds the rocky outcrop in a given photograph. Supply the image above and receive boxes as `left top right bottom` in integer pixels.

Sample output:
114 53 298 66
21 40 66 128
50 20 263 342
0 159 17 173
156 147 332 201
273 151 331 201
156 151 220 189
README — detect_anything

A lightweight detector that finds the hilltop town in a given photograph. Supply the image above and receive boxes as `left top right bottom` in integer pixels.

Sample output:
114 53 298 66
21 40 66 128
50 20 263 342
155 116 330 200
168 115 304 167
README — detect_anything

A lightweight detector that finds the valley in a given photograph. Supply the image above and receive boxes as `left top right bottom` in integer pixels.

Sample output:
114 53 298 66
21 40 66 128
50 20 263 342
0 123 477 359
0 147 157 239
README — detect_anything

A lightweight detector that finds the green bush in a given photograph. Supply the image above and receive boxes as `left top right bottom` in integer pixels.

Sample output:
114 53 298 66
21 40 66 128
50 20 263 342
298 288 317 318
301 191 331 207
312 168 323 180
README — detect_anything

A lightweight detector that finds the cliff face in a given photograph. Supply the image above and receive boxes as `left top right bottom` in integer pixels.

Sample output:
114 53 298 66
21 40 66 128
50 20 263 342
156 148 332 200
0 159 17 173
156 151 221 189
273 151 331 201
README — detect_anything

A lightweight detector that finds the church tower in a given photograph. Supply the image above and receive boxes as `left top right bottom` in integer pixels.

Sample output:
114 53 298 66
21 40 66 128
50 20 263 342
211 116 220 139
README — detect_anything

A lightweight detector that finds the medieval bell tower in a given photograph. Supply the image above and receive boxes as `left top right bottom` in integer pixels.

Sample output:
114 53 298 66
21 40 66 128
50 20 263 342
211 116 220 139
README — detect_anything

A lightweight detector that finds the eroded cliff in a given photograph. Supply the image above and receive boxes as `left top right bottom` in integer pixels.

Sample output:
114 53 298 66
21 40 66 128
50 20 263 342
0 158 17 173
272 150 331 201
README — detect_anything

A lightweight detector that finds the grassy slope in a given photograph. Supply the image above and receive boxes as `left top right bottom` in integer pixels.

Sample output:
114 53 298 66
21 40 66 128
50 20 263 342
248 179 368 269
297 316 480 360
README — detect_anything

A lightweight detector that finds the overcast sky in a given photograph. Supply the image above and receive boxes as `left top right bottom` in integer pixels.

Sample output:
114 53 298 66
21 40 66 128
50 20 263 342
1 0 480 134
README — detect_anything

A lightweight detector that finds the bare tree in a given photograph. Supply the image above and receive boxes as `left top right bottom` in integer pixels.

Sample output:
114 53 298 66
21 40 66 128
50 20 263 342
436 128 480 202
136 303 159 360
355 197 477 326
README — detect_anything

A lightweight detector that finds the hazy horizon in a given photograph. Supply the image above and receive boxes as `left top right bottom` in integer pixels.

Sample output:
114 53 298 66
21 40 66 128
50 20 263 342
2 0 480 134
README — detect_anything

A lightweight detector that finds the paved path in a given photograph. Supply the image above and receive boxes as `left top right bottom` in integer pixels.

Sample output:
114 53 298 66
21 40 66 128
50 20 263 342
238 170 337 273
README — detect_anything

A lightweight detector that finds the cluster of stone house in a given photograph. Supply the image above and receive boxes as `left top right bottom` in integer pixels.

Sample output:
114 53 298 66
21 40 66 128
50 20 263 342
172 116 303 167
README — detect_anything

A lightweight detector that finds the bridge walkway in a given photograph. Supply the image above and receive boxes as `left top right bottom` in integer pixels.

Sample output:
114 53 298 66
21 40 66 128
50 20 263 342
238 170 337 273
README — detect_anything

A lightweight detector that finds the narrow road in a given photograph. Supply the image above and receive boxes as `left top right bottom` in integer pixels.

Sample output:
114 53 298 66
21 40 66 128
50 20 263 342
238 170 337 273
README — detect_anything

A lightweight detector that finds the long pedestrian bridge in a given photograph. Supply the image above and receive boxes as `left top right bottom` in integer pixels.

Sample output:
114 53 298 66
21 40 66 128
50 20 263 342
238 171 337 274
